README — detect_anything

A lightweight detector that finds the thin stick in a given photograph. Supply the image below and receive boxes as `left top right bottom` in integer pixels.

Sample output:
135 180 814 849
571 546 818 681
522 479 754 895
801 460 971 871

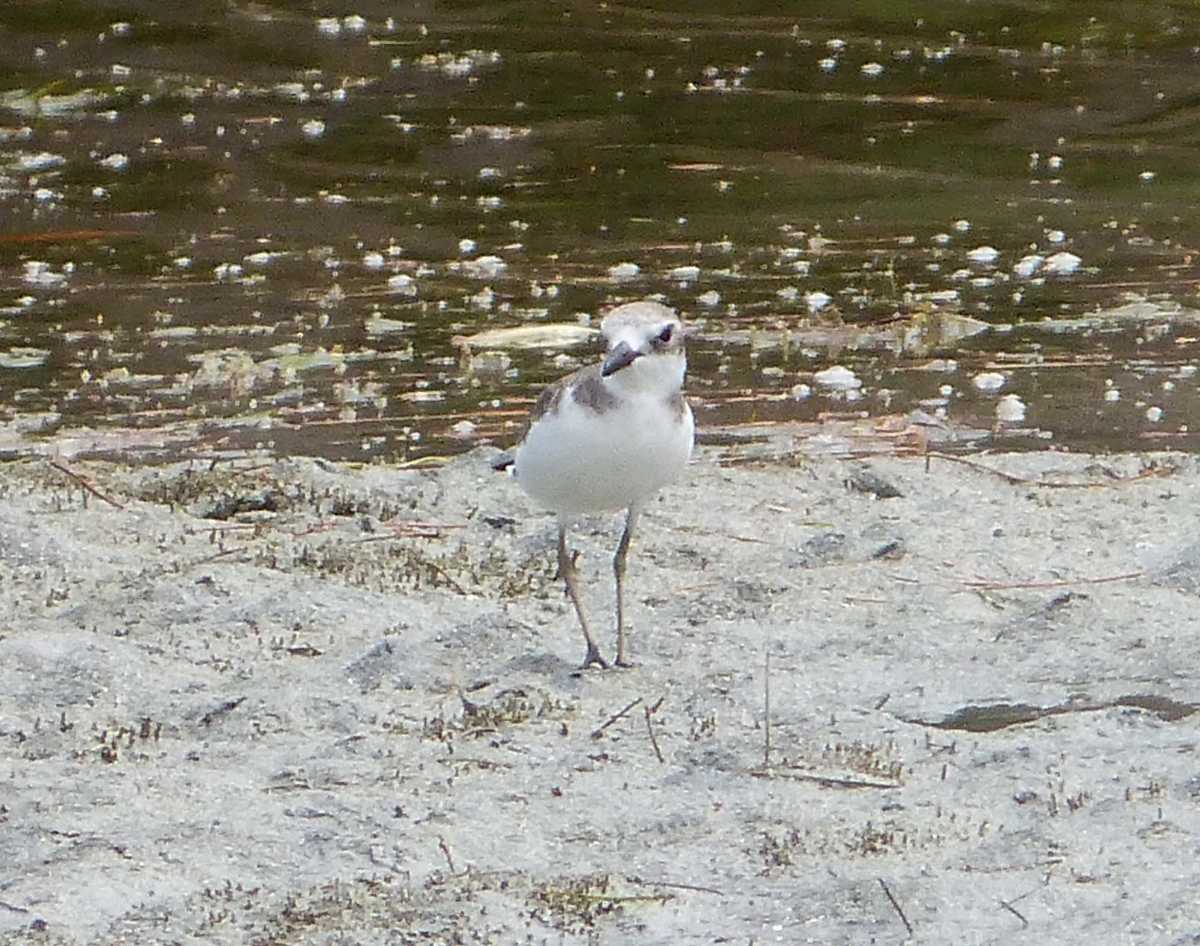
928 451 1173 488
644 700 665 764
437 836 458 875
999 899 1029 928
395 455 453 469
878 878 913 935
160 546 252 578
48 460 126 510
763 649 772 770
591 697 642 740
751 770 900 790
960 570 1142 591
425 560 469 596
628 877 725 896
389 520 465 533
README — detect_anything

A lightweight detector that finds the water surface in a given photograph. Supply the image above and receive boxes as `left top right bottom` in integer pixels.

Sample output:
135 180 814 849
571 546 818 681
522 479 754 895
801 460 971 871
3 2 1200 461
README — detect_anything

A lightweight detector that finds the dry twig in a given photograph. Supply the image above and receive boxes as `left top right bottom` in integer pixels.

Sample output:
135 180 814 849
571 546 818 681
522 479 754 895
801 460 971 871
48 460 126 510
929 451 1174 488
644 696 665 763
959 570 1143 591
591 697 642 740
763 649 772 770
629 876 724 896
999 899 1029 928
878 878 913 935
750 769 900 790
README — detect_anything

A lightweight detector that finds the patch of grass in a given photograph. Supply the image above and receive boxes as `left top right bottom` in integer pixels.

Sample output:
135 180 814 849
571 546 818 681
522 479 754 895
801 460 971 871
131 465 283 511
72 715 164 765
461 687 569 732
758 819 916 869
529 874 672 934
786 739 906 785
281 534 546 598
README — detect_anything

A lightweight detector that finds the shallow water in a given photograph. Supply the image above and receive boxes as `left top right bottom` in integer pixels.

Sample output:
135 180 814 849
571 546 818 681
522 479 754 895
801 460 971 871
3 2 1200 461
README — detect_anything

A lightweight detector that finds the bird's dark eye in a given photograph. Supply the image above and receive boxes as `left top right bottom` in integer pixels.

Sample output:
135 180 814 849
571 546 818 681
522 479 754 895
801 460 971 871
657 324 674 344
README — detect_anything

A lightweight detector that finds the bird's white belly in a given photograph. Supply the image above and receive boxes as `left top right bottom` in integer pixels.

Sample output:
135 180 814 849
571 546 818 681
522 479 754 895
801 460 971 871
515 394 693 514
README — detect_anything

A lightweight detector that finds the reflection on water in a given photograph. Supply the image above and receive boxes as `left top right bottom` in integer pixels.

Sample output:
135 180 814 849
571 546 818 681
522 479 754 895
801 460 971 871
3 2 1200 461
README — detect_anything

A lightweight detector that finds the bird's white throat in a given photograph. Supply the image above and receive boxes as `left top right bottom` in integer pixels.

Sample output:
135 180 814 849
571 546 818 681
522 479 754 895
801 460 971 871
604 348 686 395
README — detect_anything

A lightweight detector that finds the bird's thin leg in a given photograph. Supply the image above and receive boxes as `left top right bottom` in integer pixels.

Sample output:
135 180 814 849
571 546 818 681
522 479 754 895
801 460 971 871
613 506 640 668
558 522 608 669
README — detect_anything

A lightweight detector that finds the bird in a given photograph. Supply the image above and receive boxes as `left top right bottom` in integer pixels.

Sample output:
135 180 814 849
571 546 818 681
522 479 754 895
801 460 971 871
507 300 694 669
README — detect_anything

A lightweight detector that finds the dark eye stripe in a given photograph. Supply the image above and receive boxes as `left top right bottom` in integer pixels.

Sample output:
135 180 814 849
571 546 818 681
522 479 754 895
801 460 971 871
657 324 674 343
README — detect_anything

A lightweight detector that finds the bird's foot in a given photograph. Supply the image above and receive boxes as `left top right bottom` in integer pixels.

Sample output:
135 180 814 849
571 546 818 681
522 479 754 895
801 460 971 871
613 655 637 669
577 645 610 671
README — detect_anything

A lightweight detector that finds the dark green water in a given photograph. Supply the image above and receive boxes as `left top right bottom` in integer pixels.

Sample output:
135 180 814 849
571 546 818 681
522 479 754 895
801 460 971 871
4 2 1200 461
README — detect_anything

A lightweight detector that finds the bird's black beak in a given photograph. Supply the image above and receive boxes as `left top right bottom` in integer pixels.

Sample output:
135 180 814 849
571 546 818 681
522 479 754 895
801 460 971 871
601 341 642 377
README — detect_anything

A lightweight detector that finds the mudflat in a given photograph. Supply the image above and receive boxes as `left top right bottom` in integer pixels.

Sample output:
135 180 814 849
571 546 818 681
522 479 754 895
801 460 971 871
2 448 1198 944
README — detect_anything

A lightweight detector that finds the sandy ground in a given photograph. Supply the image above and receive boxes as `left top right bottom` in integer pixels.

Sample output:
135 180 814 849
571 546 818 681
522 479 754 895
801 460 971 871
1 445 1199 945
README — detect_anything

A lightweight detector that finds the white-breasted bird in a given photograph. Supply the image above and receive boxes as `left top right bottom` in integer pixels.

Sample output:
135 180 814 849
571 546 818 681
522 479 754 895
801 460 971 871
507 300 694 668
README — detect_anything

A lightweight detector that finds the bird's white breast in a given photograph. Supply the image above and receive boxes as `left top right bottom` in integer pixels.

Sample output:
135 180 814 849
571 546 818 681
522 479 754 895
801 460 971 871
515 383 693 514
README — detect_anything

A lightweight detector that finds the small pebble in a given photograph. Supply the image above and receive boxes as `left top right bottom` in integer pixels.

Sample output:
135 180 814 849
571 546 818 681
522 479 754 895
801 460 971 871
805 290 832 313
813 365 862 390
972 371 1006 393
1043 251 1082 275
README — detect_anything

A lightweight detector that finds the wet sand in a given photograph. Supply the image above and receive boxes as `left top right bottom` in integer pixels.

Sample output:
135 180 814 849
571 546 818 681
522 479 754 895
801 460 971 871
2 447 1198 944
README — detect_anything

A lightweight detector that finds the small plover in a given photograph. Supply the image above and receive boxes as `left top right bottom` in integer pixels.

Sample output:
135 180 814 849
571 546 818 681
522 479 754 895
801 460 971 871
508 300 694 669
